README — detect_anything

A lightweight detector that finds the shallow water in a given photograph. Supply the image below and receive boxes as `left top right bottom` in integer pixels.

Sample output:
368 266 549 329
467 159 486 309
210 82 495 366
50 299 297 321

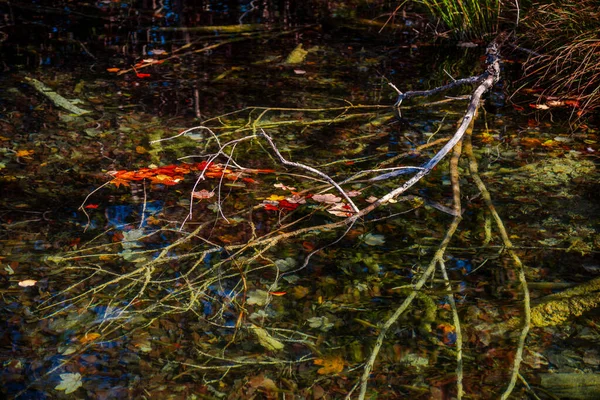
1 1 599 399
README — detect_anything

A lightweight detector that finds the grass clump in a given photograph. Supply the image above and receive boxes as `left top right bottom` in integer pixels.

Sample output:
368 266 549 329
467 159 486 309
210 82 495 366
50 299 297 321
521 0 600 116
419 0 501 40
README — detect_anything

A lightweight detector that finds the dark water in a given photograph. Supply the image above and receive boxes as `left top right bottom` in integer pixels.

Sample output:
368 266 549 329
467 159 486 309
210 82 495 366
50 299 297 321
1 1 599 399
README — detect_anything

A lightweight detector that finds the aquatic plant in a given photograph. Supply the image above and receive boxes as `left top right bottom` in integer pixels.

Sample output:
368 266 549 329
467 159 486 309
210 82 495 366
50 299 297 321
418 0 502 39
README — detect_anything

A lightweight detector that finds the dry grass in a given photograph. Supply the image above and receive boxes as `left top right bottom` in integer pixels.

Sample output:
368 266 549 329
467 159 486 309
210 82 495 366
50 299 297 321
521 0 600 116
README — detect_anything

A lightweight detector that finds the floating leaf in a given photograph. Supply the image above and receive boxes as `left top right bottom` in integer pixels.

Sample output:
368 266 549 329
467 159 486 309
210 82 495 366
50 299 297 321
312 193 342 204
285 194 306 204
55 372 83 394
327 202 353 217
278 199 300 210
273 183 296 191
266 194 286 201
110 178 130 188
192 189 215 200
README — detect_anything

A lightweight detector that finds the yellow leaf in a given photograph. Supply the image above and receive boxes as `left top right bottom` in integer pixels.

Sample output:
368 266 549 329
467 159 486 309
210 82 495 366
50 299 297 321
266 194 285 201
314 354 345 375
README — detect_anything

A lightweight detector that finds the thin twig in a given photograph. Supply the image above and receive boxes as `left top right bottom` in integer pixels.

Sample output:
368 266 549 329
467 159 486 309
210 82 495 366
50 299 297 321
260 130 359 213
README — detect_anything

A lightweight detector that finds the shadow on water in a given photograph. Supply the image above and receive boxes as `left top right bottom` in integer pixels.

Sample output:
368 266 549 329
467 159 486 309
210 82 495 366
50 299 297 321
1 1 599 399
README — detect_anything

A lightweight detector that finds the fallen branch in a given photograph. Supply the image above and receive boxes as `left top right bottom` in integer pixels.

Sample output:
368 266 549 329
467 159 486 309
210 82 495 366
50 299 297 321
24 77 91 116
353 38 501 400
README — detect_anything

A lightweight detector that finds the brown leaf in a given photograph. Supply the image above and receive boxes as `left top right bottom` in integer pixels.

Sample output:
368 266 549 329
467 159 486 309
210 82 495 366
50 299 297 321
248 373 278 391
192 189 215 200
312 193 342 204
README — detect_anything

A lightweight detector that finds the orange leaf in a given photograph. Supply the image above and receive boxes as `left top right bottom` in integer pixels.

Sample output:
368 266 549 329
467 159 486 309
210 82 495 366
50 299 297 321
314 355 345 375
16 149 34 158
110 178 131 188
269 291 287 296
80 332 101 344
564 99 580 108
520 138 542 148
150 174 183 185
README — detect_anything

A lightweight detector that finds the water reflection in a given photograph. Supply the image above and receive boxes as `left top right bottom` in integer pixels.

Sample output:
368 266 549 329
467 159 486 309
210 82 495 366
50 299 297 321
0 1 599 399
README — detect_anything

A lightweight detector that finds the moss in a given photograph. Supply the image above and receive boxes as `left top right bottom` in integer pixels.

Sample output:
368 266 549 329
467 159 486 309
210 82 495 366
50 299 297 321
530 277 600 327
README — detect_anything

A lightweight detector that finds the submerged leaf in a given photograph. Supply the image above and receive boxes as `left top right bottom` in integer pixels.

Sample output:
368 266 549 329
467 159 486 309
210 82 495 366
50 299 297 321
275 257 297 272
16 149 35 158
247 289 269 306
314 355 345 375
307 316 334 331
361 233 385 246
250 324 284 351
285 44 308 64
79 332 101 344
55 372 82 394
